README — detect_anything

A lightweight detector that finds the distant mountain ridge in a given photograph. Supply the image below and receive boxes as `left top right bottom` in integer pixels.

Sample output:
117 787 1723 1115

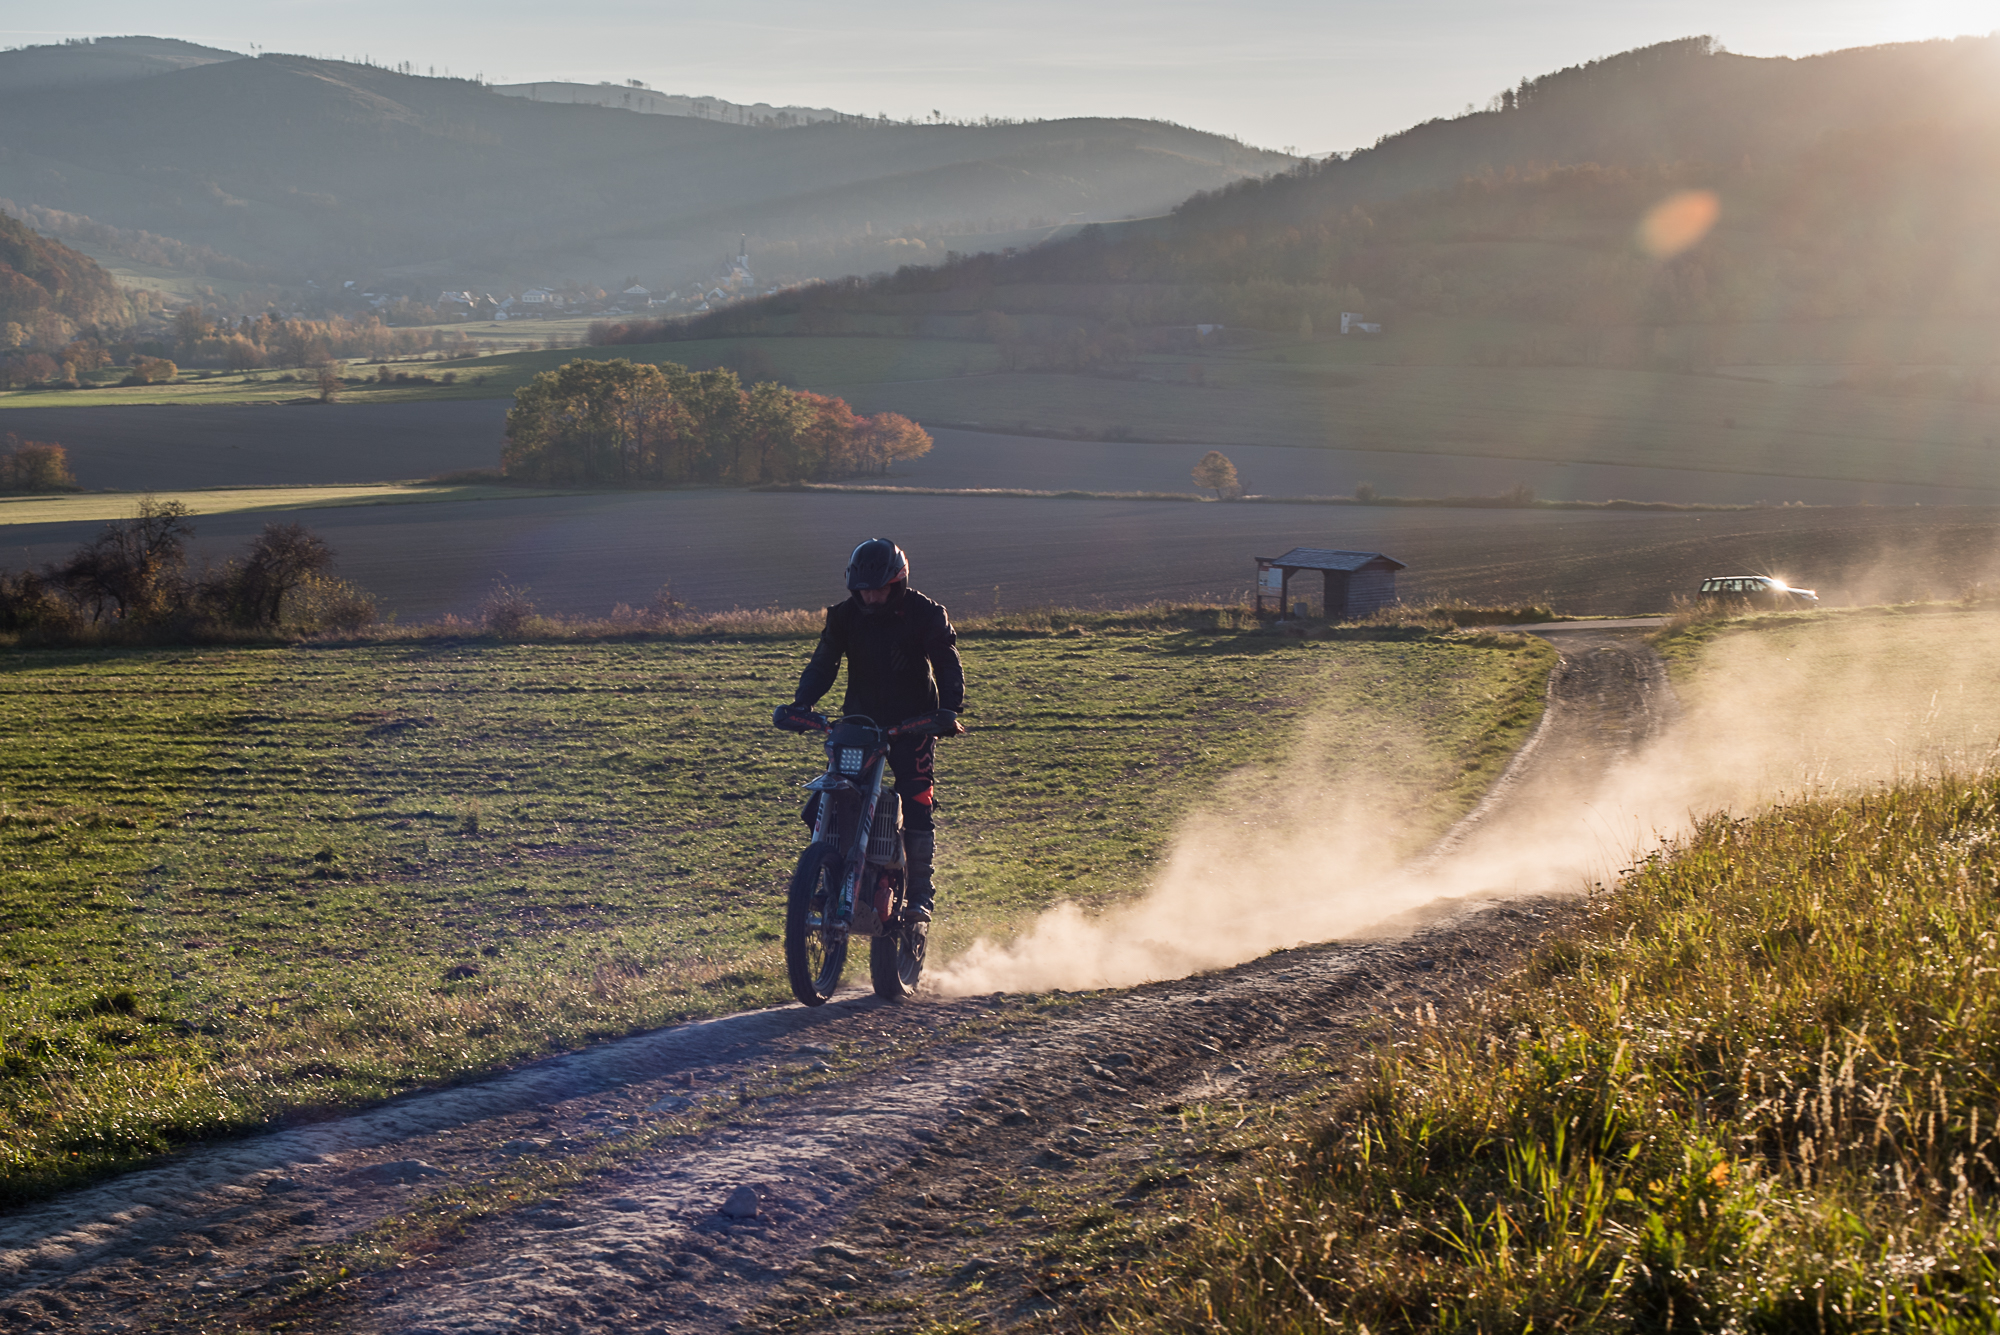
696 35 2000 347
0 46 1288 295
491 82 849 128
0 36 241 93
1181 35 2000 227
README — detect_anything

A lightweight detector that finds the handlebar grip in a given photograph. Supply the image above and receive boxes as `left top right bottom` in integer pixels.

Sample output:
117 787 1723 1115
894 709 965 738
772 705 828 733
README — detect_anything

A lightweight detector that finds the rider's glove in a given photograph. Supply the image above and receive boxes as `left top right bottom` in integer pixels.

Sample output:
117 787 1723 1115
773 703 817 732
931 709 967 737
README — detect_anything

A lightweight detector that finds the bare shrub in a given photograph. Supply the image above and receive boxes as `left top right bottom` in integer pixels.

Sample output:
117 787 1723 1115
284 573 377 634
481 583 539 638
225 523 335 627
52 496 197 623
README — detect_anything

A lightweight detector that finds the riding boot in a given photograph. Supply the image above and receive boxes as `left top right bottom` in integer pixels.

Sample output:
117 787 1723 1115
903 830 936 923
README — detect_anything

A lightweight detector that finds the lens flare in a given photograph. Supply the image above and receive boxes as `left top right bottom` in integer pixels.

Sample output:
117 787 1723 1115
1637 189 1720 259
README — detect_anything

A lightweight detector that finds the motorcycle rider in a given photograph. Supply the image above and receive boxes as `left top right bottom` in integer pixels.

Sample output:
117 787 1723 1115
776 539 965 923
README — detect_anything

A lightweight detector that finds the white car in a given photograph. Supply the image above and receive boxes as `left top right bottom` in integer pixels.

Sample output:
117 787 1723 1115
1697 576 1818 607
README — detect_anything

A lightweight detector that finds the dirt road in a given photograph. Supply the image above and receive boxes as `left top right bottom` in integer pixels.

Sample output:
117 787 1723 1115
0 627 1671 1334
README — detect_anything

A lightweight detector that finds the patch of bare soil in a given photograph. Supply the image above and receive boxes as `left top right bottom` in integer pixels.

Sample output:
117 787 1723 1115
0 631 1667 1335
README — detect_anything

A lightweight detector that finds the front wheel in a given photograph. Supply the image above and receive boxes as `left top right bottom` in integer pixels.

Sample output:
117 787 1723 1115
785 844 849 1006
870 918 928 1001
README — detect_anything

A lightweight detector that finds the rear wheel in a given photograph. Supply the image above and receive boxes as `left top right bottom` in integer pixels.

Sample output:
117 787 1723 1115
870 918 928 1001
785 844 849 1006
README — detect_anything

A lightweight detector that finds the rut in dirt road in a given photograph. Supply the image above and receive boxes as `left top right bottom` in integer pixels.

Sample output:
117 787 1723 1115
0 628 1672 1335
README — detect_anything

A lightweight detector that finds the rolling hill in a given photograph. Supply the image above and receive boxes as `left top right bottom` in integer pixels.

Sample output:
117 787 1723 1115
697 36 2000 351
0 35 240 93
0 46 1290 295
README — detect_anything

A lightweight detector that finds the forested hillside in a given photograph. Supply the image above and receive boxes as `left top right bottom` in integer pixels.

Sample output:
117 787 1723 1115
693 36 2000 349
0 211 133 338
0 50 1288 294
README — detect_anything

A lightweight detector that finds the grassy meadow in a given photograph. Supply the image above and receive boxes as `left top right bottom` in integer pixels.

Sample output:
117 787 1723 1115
1101 606 2000 1333
0 613 1551 1201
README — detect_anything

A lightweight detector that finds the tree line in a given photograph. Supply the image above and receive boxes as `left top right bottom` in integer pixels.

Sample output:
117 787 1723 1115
501 358 931 486
0 500 375 642
0 307 498 390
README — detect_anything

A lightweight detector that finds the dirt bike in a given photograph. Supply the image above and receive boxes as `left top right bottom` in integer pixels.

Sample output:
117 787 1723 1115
771 707 959 1006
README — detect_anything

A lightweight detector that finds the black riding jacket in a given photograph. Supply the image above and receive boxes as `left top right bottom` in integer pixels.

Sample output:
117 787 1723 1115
794 587 964 726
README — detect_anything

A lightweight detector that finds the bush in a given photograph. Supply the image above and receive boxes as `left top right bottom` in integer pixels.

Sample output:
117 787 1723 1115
51 497 196 623
480 583 538 638
283 573 377 634
208 523 335 627
1 503 371 643
0 435 78 493
120 356 176 386
0 568 80 635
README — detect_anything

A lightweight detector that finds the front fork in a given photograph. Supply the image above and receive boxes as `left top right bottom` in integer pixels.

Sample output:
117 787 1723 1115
811 763 900 929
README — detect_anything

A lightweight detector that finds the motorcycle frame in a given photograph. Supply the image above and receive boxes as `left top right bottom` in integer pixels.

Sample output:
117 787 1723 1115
801 718 906 936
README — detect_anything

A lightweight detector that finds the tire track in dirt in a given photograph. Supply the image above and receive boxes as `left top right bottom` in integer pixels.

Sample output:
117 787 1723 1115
0 627 1671 1335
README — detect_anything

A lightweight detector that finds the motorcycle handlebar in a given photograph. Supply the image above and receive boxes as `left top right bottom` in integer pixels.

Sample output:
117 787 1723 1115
771 707 964 738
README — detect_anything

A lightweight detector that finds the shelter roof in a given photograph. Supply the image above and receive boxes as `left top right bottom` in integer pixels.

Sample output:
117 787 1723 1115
1261 548 1406 572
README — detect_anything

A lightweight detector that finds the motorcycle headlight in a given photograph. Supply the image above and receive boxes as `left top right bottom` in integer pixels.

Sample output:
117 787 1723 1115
839 747 865 772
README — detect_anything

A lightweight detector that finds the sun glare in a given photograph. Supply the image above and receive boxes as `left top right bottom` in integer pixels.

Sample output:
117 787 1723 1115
1637 188 1721 259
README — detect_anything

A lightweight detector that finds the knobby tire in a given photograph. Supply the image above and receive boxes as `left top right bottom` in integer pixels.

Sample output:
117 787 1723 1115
785 843 848 1006
870 919 927 1001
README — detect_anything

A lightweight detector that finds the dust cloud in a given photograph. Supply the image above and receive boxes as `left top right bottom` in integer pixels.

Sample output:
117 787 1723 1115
931 612 2000 996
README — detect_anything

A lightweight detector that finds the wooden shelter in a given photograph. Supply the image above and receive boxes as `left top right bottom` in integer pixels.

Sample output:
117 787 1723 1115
1255 548 1405 620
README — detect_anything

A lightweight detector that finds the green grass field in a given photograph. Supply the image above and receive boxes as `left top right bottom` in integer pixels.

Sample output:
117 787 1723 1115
0 616 1550 1201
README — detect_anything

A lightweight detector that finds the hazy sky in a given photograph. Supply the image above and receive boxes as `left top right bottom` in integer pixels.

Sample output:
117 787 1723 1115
11 0 1996 151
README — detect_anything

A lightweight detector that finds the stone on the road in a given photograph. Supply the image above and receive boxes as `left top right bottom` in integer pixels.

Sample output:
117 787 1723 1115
345 1160 446 1185
720 1185 760 1218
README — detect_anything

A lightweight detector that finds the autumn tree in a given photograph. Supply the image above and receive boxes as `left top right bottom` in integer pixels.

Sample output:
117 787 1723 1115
504 359 685 484
1192 449 1241 499
124 355 177 385
502 357 930 486
0 434 78 492
855 412 932 474
173 304 209 357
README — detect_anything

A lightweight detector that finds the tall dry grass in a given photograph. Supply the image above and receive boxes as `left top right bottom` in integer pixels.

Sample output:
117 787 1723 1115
1113 773 2000 1332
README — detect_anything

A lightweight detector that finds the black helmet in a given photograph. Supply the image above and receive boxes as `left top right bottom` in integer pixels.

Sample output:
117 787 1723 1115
845 538 909 591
